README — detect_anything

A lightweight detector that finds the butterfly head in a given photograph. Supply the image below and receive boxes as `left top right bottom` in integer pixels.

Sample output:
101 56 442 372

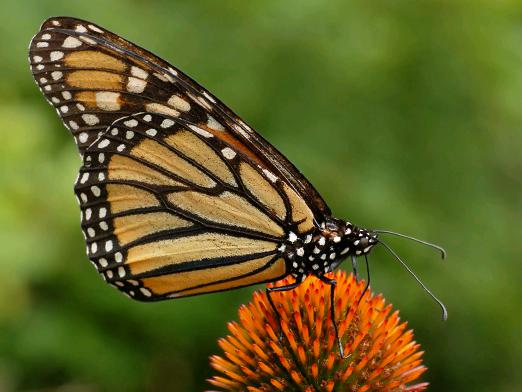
321 218 378 259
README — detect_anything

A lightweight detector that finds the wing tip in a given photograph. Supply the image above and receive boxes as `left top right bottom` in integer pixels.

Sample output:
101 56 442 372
39 16 93 31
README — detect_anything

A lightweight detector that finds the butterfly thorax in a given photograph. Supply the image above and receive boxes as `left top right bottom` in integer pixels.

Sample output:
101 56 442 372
281 217 378 280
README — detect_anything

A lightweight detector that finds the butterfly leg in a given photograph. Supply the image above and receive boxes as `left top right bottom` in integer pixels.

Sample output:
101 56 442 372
316 274 351 359
266 279 302 342
356 255 371 306
351 254 359 282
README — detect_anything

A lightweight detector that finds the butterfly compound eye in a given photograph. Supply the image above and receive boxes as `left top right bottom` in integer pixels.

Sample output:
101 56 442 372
360 237 370 248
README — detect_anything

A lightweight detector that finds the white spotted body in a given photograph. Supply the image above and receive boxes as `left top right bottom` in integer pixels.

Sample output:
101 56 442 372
281 217 378 280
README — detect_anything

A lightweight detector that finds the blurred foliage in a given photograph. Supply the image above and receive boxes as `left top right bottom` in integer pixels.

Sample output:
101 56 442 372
0 0 521 391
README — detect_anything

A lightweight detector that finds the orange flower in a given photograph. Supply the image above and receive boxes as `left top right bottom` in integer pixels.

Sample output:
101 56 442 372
208 270 428 391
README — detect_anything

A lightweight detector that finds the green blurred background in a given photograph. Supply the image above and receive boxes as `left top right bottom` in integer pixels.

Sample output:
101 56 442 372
1 0 521 391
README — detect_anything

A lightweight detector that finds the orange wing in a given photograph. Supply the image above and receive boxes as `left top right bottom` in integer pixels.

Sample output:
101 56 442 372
74 113 320 300
29 16 330 219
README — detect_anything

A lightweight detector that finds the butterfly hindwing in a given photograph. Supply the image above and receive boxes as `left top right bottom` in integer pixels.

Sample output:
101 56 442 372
29 16 330 217
74 112 319 299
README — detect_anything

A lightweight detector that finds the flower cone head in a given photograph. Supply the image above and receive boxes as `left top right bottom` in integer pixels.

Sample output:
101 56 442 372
208 270 428 391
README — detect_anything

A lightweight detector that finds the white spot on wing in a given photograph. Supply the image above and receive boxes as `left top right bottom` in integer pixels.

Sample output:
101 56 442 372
161 119 175 128
124 119 138 128
79 36 97 45
232 123 250 139
95 91 121 111
145 103 180 117
167 94 191 112
221 147 236 160
140 287 152 297
188 125 213 138
82 114 99 125
78 132 88 143
131 66 148 79
51 71 62 80
91 185 101 197
63 36 82 48
127 77 147 93
50 51 64 61
202 91 216 103
97 139 110 149
88 24 104 33
263 169 278 183
207 115 224 131
80 172 89 184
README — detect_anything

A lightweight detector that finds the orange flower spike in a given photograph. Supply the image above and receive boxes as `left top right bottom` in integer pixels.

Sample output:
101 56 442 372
326 329 336 353
307 300 316 332
294 310 303 336
222 349 246 369
402 366 428 384
311 362 319 379
316 287 325 316
239 365 258 382
311 286 321 310
258 361 275 377
208 375 238 390
312 338 321 360
314 300 324 338
301 323 311 346
264 322 279 343
267 339 283 357
340 364 355 383
228 322 253 352
325 351 335 373
358 384 370 392
209 271 429 391
275 352 293 374
290 370 302 385
325 380 335 392
241 325 264 350
297 345 307 367
251 344 271 363
269 378 286 391
209 355 235 374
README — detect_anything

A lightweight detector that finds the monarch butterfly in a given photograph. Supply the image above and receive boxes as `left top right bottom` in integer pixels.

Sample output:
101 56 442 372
29 17 446 357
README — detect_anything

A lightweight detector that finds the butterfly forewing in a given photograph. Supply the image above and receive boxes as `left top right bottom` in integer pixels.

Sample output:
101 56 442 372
29 16 329 217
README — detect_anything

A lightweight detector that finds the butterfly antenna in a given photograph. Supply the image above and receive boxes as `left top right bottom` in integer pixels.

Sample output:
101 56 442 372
378 239 448 320
373 229 446 259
